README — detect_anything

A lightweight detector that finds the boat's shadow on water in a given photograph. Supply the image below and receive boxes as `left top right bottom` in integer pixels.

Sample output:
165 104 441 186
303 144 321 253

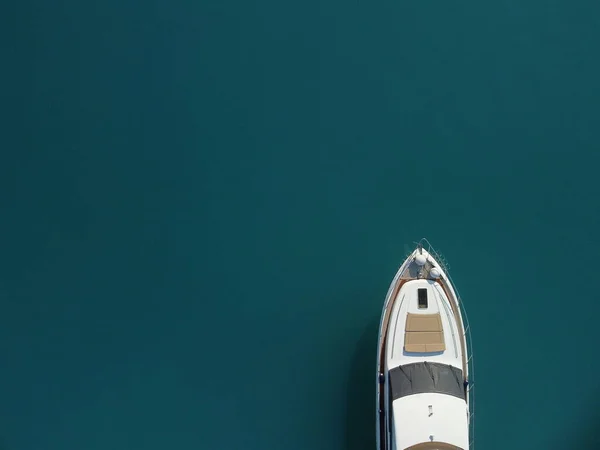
344 316 379 450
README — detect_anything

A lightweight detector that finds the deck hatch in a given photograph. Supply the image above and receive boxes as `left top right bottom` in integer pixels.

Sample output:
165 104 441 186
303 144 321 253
388 361 464 401
417 288 428 309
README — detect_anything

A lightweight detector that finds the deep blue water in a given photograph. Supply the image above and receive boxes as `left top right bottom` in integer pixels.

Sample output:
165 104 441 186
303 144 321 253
1 0 600 449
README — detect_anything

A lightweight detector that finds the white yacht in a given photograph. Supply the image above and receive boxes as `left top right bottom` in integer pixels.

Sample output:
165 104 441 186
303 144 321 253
376 239 474 450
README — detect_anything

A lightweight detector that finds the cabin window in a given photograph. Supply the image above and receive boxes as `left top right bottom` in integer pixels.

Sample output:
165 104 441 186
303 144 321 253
418 288 428 309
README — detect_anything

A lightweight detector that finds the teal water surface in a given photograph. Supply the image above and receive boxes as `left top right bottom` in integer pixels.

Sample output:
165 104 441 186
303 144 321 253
2 0 600 449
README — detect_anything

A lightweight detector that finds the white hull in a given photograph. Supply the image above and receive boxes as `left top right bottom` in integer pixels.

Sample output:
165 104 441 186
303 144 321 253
376 239 474 450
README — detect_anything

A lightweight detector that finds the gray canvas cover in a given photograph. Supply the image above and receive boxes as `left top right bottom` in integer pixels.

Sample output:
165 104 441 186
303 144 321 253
389 361 465 401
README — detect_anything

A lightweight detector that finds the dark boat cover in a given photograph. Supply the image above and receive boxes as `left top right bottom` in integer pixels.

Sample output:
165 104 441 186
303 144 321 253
389 361 465 401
